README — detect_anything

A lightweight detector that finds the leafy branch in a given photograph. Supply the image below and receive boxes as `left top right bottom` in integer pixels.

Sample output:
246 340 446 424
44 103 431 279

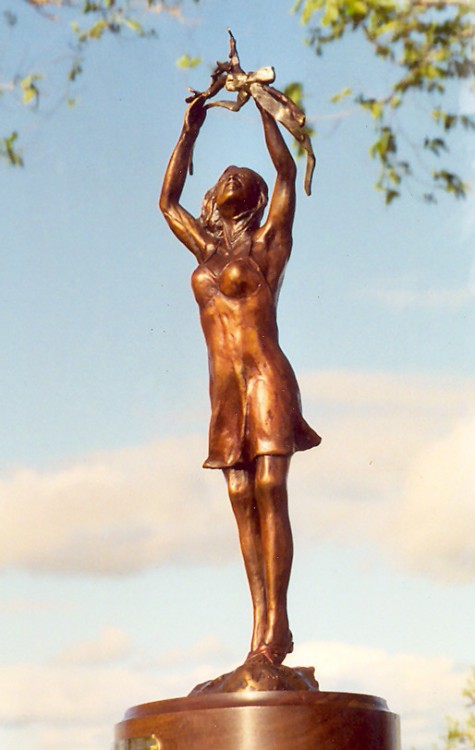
434 668 475 750
1 0 188 166
294 0 475 202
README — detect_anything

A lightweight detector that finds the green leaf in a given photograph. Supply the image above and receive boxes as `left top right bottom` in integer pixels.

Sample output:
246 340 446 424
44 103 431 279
369 100 383 119
124 18 144 34
1 132 23 167
433 169 468 198
322 0 339 26
373 19 400 39
346 0 368 16
176 54 202 69
385 189 399 204
443 114 457 131
359 97 384 119
20 74 41 91
424 137 447 156
68 62 83 82
20 74 41 106
295 0 325 25
330 86 352 102
284 82 304 108
88 20 107 39
22 88 36 105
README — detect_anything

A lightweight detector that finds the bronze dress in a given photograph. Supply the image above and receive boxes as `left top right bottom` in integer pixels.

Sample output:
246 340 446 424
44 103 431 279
191 247 321 469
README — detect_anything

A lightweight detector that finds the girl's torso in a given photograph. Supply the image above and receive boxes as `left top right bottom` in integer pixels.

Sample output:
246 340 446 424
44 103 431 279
191 241 284 370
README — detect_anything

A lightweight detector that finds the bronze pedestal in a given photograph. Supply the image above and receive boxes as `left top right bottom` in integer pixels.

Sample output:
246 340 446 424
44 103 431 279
114 691 400 750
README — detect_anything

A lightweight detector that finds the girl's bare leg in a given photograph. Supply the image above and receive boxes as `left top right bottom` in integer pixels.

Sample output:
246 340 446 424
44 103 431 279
254 454 293 663
224 466 267 653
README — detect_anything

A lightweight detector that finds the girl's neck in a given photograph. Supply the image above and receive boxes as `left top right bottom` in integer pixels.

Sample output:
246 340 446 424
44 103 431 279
222 220 240 251
221 214 253 253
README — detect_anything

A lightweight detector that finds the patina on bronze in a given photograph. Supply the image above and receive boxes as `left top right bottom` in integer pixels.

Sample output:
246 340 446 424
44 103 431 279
160 31 321 677
113 34 401 750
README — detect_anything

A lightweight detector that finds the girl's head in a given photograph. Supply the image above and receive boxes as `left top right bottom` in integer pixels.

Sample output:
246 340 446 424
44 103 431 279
200 166 268 239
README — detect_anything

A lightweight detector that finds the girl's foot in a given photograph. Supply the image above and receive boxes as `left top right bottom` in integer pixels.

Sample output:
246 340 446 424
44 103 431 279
245 630 293 666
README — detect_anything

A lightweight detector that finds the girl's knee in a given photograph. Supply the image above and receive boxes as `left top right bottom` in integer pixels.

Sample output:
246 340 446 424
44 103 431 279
226 469 254 510
255 474 288 519
255 471 280 500
255 456 289 500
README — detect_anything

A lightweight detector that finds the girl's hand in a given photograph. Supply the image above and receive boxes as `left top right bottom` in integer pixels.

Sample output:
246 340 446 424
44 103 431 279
184 95 207 134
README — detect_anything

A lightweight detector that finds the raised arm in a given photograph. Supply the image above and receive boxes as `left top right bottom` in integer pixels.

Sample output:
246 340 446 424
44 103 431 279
254 103 297 292
159 97 210 261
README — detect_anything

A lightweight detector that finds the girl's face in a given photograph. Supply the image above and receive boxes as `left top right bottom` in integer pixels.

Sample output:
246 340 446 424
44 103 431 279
215 166 262 217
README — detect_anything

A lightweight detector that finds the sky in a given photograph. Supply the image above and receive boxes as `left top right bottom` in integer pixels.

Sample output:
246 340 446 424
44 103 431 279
1 1 474 749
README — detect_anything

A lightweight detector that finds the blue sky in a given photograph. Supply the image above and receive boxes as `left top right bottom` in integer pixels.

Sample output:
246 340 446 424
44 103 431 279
1 1 474 749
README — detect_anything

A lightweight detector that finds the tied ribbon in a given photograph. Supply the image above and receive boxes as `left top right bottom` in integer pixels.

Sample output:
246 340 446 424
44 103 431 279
187 30 316 196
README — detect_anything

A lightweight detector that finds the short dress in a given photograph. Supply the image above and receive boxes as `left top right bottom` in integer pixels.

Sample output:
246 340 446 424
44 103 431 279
191 248 321 469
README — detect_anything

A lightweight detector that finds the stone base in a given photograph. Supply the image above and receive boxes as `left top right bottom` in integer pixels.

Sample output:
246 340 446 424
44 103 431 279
114 691 400 750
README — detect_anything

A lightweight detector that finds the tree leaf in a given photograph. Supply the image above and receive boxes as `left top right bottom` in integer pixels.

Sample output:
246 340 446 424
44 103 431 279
284 82 305 108
176 54 202 69
22 87 36 105
330 86 352 102
124 18 144 34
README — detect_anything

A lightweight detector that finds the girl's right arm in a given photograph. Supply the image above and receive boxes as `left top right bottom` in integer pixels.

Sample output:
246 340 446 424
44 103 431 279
159 97 210 261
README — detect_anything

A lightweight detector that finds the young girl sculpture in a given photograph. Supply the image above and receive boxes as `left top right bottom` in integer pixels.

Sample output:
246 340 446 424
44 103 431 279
160 35 321 674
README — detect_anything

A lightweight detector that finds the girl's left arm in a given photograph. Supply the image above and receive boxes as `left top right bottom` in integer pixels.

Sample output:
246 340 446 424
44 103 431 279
254 104 296 292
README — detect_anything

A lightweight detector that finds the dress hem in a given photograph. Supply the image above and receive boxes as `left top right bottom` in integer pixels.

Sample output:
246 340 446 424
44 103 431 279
202 437 321 470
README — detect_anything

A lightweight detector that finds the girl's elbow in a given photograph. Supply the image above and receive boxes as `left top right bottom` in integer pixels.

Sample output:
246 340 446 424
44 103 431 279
159 193 174 219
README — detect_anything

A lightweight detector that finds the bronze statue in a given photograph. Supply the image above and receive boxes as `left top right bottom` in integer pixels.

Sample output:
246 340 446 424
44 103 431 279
160 33 321 669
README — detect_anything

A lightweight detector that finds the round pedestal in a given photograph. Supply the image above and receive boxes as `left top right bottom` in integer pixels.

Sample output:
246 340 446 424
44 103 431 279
114 691 400 750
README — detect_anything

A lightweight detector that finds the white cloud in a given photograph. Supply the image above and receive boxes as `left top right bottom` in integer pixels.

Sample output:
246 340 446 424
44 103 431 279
0 637 468 750
0 598 61 615
0 436 234 575
0 656 215 728
288 641 468 749
55 627 132 665
393 414 475 583
153 634 234 668
1 370 474 583
0 663 124 725
0 725 110 750
293 371 475 576
299 369 474 415
0 632 231 750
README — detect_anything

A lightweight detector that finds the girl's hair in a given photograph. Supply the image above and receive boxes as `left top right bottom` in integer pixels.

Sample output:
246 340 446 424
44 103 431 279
199 167 268 241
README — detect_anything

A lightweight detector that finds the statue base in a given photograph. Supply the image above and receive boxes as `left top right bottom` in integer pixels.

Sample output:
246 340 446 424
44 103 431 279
114 690 400 750
190 659 320 694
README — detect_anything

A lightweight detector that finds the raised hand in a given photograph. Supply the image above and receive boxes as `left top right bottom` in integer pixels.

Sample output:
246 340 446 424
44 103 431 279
183 95 208 134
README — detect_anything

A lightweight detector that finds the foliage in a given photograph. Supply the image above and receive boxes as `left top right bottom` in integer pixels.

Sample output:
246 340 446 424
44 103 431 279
176 53 203 68
0 132 24 167
294 0 475 202
0 0 191 167
2 0 474 206
436 669 475 750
